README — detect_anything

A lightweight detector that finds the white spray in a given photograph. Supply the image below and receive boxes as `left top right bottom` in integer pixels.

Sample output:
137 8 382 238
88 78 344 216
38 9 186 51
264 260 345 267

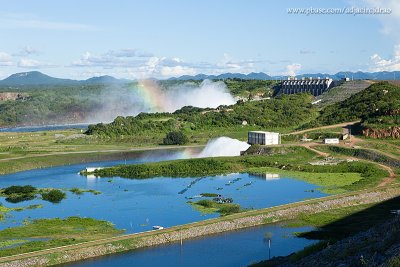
198 137 250 158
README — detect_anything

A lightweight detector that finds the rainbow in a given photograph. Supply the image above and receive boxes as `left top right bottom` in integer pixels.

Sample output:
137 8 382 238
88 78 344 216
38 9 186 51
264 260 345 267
134 80 169 112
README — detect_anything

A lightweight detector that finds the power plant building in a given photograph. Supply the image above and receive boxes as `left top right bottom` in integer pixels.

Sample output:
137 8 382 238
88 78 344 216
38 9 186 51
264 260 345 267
280 77 333 96
248 131 280 145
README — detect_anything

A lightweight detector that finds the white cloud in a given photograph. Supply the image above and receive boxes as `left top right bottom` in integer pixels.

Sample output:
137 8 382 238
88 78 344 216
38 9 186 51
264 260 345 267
106 49 153 58
18 58 55 68
14 46 40 56
362 0 400 37
369 44 400 71
72 51 148 68
0 52 13 66
0 13 96 31
71 50 275 78
285 63 302 76
160 66 196 77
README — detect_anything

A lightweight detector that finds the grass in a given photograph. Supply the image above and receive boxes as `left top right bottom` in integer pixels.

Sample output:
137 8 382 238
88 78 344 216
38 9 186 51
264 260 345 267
0 204 43 221
0 239 29 249
0 216 124 257
188 199 242 216
316 145 400 168
248 167 363 194
286 195 400 241
356 138 400 158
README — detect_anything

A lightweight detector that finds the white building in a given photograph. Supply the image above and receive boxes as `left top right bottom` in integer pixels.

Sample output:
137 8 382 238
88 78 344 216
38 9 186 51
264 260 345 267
248 131 280 145
323 138 340 144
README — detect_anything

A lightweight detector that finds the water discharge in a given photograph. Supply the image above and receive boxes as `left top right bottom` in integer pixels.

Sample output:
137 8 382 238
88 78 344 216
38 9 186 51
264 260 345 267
198 137 250 157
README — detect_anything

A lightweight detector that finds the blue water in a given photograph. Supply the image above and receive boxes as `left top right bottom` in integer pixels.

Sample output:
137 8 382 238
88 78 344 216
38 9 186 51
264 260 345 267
65 224 316 267
0 124 88 132
0 148 326 266
0 148 326 233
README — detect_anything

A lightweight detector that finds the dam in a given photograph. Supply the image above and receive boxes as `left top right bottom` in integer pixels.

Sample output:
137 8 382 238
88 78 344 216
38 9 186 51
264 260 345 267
279 76 334 96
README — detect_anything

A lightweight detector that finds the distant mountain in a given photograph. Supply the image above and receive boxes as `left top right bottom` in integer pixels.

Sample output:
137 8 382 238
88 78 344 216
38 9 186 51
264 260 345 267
170 71 400 81
169 72 272 80
0 71 77 86
1 70 399 87
0 71 132 86
84 75 130 84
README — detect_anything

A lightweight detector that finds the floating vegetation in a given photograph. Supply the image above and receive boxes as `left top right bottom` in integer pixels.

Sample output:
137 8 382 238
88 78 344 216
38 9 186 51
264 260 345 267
70 188 101 195
178 177 205 195
200 193 221 198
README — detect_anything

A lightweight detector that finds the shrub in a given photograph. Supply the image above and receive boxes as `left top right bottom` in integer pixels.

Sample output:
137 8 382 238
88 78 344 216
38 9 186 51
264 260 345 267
162 131 189 145
219 204 241 215
41 189 66 203
3 185 36 195
196 199 215 208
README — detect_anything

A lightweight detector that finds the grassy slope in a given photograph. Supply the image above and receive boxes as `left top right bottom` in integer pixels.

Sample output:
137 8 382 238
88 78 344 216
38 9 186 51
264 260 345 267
0 217 123 257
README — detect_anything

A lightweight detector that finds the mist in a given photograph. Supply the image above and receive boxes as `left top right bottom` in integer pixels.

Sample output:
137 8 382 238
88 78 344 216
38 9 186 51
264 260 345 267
198 137 250 158
85 79 236 123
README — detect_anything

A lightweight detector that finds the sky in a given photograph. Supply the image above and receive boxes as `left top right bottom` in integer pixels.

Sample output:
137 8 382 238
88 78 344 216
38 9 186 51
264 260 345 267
0 0 399 79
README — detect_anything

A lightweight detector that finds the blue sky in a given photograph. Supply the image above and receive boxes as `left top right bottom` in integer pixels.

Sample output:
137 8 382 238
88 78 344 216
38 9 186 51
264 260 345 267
0 0 399 79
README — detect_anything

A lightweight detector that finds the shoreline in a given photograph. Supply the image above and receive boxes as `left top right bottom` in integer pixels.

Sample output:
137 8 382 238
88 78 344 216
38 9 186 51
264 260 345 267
1 184 399 266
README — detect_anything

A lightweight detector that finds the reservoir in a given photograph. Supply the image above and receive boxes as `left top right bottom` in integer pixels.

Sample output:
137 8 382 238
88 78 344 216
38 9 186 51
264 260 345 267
0 148 325 266
0 148 326 232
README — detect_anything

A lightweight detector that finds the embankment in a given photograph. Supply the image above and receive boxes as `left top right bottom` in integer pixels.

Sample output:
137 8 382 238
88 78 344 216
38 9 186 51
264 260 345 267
1 185 400 267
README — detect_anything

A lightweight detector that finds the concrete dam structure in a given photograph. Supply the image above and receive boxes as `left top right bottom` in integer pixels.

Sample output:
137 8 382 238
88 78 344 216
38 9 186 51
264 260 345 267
280 77 334 96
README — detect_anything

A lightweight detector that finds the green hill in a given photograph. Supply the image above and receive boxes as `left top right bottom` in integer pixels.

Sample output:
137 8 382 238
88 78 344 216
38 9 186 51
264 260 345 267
311 82 399 138
86 94 317 137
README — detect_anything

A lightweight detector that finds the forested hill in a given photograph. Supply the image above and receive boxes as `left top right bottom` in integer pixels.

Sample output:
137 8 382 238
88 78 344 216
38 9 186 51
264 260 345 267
305 82 399 137
85 94 317 137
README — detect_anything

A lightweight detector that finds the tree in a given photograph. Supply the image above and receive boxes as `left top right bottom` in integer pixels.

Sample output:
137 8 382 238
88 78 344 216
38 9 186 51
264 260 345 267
41 189 66 203
162 131 189 145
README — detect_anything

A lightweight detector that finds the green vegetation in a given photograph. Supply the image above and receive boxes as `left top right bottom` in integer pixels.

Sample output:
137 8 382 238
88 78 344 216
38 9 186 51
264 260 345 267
200 193 220 197
85 94 318 138
0 239 29 249
304 82 400 131
318 145 400 168
41 189 66 203
0 216 123 257
286 195 400 241
1 185 100 203
69 188 101 195
188 199 242 216
0 85 106 127
0 79 279 127
163 131 189 145
248 167 363 194
0 203 42 221
223 79 277 99
1 185 36 203
93 147 387 193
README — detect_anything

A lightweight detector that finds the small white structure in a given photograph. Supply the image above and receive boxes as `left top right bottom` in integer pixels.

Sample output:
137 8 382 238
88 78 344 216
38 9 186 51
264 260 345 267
153 226 164 230
248 131 280 145
323 138 340 144
85 167 104 173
